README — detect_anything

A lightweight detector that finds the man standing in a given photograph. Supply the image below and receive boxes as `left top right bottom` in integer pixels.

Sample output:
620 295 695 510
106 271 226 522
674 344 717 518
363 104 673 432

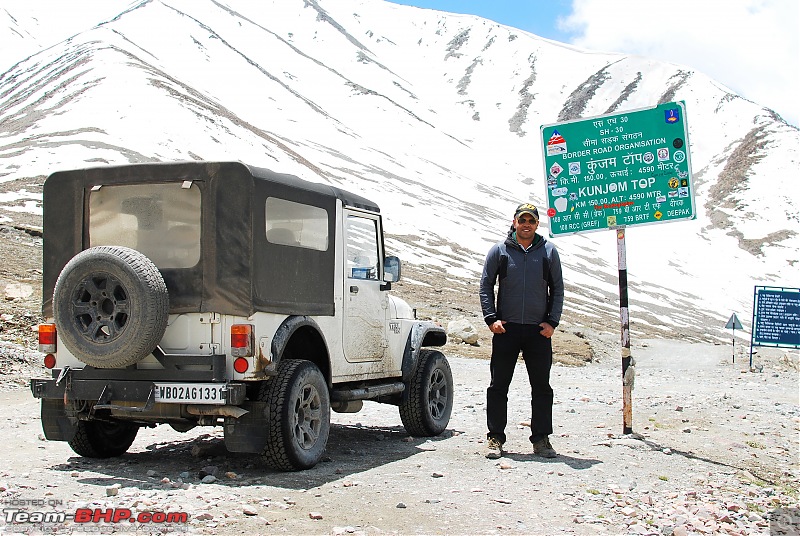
479 203 564 459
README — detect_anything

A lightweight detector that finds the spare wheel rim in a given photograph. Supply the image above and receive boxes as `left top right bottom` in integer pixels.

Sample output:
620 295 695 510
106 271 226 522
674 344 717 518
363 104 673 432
69 272 130 344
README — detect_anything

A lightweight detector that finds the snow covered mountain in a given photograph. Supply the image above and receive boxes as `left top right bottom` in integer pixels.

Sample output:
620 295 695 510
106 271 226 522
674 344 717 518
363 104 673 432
0 0 797 343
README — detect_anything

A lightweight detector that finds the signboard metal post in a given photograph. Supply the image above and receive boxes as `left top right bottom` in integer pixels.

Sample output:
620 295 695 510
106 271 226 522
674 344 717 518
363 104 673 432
617 228 634 434
724 313 744 363
540 102 694 436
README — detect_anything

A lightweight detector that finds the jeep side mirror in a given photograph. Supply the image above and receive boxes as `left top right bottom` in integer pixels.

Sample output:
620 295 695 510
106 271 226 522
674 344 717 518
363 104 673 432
383 256 401 283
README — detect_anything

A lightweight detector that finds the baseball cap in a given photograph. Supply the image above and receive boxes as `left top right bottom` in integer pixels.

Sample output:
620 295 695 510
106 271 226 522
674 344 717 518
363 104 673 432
514 203 539 221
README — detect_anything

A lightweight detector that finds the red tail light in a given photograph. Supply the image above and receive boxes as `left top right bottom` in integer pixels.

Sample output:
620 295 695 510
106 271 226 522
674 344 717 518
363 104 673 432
38 324 57 353
44 354 56 369
231 324 253 357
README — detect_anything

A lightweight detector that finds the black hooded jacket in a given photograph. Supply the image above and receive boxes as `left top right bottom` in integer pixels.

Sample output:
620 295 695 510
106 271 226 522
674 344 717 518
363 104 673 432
479 230 564 328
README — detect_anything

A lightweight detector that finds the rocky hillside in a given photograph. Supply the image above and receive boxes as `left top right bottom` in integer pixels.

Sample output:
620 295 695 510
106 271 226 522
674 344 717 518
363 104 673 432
0 0 797 342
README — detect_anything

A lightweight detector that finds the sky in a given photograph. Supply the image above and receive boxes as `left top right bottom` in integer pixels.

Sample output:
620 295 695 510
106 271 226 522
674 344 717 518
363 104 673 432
387 0 799 127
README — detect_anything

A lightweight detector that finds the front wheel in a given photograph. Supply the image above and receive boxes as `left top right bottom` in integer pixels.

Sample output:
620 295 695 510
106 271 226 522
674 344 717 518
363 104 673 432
68 420 139 458
400 350 453 436
259 360 330 471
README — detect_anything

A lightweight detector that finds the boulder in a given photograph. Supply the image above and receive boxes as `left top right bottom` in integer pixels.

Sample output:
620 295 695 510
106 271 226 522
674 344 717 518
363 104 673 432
447 317 479 345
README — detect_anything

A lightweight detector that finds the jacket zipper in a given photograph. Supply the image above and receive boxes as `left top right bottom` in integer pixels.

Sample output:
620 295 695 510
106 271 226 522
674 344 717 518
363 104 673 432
521 248 527 321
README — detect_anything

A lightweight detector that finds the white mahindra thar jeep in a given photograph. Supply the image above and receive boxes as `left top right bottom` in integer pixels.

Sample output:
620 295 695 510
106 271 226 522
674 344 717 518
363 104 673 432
31 161 453 470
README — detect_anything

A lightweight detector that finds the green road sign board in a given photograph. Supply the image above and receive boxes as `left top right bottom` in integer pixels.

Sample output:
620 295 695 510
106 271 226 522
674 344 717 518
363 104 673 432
540 101 694 236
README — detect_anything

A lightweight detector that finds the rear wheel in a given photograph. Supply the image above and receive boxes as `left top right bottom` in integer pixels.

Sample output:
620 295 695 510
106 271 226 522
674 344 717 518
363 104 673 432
259 360 330 471
68 420 139 458
400 350 453 436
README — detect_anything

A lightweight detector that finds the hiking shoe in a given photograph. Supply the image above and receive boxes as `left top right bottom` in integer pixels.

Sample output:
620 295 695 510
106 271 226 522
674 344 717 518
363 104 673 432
532 436 557 458
485 437 504 459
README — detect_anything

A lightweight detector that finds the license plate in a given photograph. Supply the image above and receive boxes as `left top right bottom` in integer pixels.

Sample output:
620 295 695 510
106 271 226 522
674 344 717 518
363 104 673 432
153 383 227 404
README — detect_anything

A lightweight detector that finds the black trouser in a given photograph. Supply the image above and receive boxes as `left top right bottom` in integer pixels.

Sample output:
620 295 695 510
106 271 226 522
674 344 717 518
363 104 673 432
486 322 553 444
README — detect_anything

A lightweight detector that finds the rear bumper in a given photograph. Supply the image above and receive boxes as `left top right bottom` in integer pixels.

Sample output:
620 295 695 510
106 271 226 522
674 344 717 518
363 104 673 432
30 359 247 406
31 377 247 408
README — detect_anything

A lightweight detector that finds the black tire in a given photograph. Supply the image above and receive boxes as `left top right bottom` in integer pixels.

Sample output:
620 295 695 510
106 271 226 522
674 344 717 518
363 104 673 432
400 350 453 436
259 360 330 471
68 420 139 458
53 246 169 368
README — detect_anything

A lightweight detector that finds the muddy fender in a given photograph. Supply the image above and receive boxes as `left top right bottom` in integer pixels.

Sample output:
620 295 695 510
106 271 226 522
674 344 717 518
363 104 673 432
401 323 447 383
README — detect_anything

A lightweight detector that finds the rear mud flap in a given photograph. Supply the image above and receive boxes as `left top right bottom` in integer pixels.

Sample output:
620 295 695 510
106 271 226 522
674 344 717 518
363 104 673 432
41 399 77 442
223 400 267 453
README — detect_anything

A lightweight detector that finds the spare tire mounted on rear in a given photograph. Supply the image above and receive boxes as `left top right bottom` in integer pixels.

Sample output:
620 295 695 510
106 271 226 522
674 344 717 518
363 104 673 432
53 246 169 369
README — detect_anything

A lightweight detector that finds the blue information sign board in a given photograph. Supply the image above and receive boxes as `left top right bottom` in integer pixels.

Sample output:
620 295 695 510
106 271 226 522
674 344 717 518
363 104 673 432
752 287 800 347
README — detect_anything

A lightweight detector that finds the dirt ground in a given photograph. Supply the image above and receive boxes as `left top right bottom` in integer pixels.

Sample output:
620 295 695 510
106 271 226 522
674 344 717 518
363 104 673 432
1 335 797 535
0 201 798 535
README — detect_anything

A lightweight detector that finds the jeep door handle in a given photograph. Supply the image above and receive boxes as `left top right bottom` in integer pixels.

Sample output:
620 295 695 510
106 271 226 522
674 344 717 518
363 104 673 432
349 286 359 294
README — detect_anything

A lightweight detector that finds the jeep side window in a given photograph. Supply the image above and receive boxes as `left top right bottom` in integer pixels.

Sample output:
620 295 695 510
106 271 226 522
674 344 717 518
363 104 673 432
346 215 379 280
88 182 201 269
265 197 328 251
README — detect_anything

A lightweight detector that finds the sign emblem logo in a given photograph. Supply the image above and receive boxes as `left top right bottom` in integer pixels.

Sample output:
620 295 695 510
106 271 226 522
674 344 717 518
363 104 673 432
546 130 567 156
665 108 681 123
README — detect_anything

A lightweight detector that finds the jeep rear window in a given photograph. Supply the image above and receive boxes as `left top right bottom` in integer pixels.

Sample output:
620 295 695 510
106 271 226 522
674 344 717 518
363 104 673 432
265 197 328 251
88 182 201 269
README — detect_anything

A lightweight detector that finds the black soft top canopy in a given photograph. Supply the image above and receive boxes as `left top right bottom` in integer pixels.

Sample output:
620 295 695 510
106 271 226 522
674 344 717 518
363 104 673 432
42 161 379 317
